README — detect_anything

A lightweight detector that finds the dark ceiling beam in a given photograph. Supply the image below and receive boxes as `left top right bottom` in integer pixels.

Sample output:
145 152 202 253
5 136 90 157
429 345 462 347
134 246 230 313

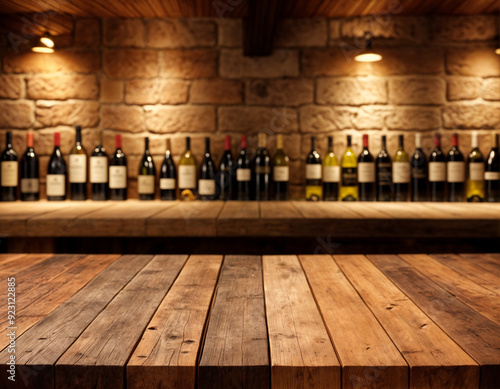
243 0 284 56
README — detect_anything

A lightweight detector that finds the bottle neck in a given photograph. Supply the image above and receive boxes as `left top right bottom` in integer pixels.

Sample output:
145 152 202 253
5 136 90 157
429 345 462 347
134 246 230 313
224 135 231 151
327 136 333 151
415 133 422 149
26 132 34 148
165 138 171 157
258 133 266 148
277 135 284 150
347 136 352 148
115 135 122 150
451 134 458 147
75 129 82 144
185 137 191 151
471 133 478 148
310 137 315 151
434 135 441 148
205 138 210 154
381 136 386 150
362 135 368 149
6 132 12 148
144 137 150 153
54 133 60 148
398 135 404 149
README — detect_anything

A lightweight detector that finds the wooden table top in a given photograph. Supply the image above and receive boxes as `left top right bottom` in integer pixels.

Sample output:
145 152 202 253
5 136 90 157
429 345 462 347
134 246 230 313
0 253 499 388
1 200 500 238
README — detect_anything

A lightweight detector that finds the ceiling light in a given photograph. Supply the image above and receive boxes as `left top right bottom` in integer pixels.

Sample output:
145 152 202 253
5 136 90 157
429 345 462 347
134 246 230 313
32 32 54 53
354 31 382 63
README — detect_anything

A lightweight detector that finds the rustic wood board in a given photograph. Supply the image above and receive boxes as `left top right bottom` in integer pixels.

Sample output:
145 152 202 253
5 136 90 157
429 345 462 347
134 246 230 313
460 254 500 277
127 255 223 389
263 255 341 389
198 255 269 389
0 202 62 236
299 255 408 389
336 254 479 389
339 202 393 218
0 255 153 389
258 202 307 236
368 254 500 389
55 255 188 389
217 201 260 236
0 253 52 278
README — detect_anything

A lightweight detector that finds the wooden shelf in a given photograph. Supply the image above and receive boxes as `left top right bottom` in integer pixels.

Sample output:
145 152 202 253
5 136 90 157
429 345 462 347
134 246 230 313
1 200 500 239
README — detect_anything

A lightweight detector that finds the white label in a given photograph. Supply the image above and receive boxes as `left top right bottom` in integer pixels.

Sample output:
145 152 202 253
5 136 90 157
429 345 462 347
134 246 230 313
305 164 321 180
21 178 39 193
178 165 196 189
358 162 375 183
160 178 176 190
273 166 289 182
1 161 18 187
469 163 484 181
138 175 155 194
237 168 251 182
429 162 446 182
199 179 216 195
447 161 465 183
109 166 127 189
90 156 108 183
46 174 65 196
69 154 87 183
393 162 411 183
323 166 340 183
485 171 500 180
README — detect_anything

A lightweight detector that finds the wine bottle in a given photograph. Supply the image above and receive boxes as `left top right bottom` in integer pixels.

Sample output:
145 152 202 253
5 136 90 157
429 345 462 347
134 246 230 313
237 135 252 201
160 138 176 201
109 134 127 201
218 135 236 201
46 132 67 201
411 133 427 201
305 136 322 201
90 132 108 201
138 137 155 201
446 133 465 202
393 135 410 201
466 131 485 202
255 133 271 201
69 125 87 201
199 137 217 201
376 135 392 201
322 136 339 201
273 134 289 201
340 135 358 201
357 134 375 201
485 133 500 202
178 136 197 200
0 131 18 202
429 133 446 202
20 131 39 201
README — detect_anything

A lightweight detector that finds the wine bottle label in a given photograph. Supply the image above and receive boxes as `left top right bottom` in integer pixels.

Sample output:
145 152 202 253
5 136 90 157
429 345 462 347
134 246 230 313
485 171 500 180
90 156 108 183
46 174 65 196
109 166 127 189
377 163 392 184
21 178 39 193
305 164 321 180
138 175 155 194
428 162 446 182
358 162 375 183
411 166 426 179
237 168 251 182
198 179 216 195
323 166 340 183
160 178 176 190
447 161 465 183
1 161 18 187
273 166 289 182
469 163 484 181
393 162 411 183
342 167 357 187
178 165 196 189
255 166 271 174
69 154 87 183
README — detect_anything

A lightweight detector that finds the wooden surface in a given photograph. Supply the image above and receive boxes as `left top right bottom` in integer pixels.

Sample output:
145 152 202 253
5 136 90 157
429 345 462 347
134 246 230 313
0 253 499 388
2 200 500 239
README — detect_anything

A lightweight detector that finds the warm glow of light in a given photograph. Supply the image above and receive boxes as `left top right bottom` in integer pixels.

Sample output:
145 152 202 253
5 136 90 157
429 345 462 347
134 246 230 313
354 52 383 62
32 46 55 53
40 36 54 48
496 47 500 55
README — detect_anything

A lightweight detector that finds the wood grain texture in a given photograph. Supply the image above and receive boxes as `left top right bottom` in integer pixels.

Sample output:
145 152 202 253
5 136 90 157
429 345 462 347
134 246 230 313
0 253 52 278
55 255 188 389
217 201 260 236
127 255 223 389
335 254 479 389
198 255 269 389
368 254 500 389
0 254 151 389
299 255 408 389
263 255 340 389
460 253 500 277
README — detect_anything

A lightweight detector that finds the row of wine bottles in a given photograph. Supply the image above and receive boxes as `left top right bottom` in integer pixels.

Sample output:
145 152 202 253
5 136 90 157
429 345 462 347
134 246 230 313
1 127 499 202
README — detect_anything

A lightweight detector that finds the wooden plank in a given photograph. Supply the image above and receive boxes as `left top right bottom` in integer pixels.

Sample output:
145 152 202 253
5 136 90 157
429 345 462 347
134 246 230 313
263 255 341 389
299 255 408 389
368 254 500 389
0 253 52 277
338 202 393 219
335 254 479 389
127 255 223 389
399 254 500 324
198 255 269 389
460 254 500 277
0 202 61 236
258 202 308 236
0 255 154 389
217 201 260 236
55 255 188 389
147 201 223 237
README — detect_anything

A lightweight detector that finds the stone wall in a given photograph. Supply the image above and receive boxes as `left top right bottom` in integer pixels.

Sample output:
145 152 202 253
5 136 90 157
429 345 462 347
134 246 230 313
0 15 499 199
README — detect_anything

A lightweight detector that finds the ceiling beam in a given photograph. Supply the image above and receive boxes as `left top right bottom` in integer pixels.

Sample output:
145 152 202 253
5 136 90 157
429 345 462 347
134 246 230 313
243 0 284 56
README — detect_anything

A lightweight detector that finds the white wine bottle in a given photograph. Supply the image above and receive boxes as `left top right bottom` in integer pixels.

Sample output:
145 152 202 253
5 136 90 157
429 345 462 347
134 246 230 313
179 136 197 200
273 134 289 201
340 135 358 201
322 136 339 201
393 135 410 201
467 131 484 202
